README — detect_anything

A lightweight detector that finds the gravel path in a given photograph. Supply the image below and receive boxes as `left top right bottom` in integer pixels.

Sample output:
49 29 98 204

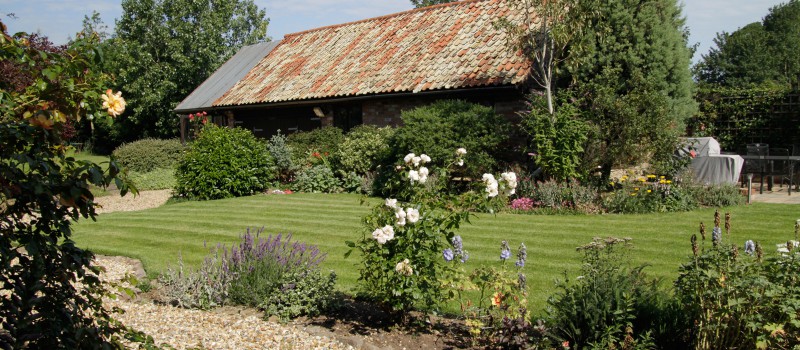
95 189 173 214
92 193 355 349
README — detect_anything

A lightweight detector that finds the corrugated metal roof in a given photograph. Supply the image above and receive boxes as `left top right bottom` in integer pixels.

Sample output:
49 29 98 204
174 41 281 113
213 0 531 107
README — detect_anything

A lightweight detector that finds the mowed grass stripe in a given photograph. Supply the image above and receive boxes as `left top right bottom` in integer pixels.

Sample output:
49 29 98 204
73 195 798 309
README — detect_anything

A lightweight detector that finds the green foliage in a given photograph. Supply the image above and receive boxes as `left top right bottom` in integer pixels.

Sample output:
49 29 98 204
523 94 588 181
390 100 511 180
0 25 136 348
175 125 275 200
287 126 345 166
695 0 800 88
675 215 800 349
348 151 516 313
410 0 458 8
569 0 696 180
291 165 341 193
267 130 295 182
112 138 184 172
335 125 395 176
128 167 176 191
686 183 745 208
690 86 792 151
605 176 698 214
104 0 268 138
546 238 672 349
263 270 337 321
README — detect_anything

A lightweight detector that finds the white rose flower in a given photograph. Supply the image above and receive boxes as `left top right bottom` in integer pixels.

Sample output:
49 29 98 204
482 173 496 182
487 185 499 198
382 225 395 241
456 148 467 156
457 159 464 166
395 258 413 276
404 153 416 164
372 228 389 244
419 167 429 177
385 198 398 209
420 154 431 164
501 172 517 184
412 156 421 167
406 208 420 224
397 216 406 227
408 170 420 183
419 175 428 184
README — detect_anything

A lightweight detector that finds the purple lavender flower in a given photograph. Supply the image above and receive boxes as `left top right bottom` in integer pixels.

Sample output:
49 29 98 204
744 240 755 255
443 248 454 262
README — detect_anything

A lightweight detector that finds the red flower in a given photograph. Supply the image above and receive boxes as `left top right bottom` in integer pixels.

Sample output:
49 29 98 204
562 340 570 348
689 150 697 158
201 118 207 124
189 114 194 121
312 152 321 158
284 189 293 194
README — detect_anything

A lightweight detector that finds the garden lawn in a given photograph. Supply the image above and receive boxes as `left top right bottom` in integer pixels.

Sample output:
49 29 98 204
72 193 799 311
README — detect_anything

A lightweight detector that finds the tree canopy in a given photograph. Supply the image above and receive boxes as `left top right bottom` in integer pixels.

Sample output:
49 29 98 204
105 0 269 140
695 0 800 88
410 0 459 8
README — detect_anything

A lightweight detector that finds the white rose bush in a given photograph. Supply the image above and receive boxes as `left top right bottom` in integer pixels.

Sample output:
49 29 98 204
347 149 518 313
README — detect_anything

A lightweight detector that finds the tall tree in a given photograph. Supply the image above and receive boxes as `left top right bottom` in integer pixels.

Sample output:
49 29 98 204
410 0 459 8
107 0 268 139
569 0 696 179
695 0 800 88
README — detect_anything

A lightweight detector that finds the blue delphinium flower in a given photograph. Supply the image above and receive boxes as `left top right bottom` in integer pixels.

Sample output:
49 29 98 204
712 227 722 244
443 248 454 262
450 235 469 263
500 240 511 261
515 242 527 268
744 240 755 255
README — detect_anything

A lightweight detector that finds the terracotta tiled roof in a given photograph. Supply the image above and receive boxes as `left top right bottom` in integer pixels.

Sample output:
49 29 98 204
213 0 531 107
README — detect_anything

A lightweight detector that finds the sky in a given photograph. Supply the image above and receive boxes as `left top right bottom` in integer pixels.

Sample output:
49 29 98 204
0 0 788 64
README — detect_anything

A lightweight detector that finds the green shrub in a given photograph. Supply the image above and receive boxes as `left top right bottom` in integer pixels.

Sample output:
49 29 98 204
267 130 295 182
112 138 184 172
175 125 275 200
263 270 337 321
675 213 800 349
522 93 589 181
389 100 511 179
686 183 745 207
336 125 395 175
546 237 671 349
128 168 176 191
287 126 345 165
291 165 341 193
605 176 698 213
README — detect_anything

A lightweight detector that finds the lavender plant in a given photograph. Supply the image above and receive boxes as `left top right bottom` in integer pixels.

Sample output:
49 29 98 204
161 227 335 319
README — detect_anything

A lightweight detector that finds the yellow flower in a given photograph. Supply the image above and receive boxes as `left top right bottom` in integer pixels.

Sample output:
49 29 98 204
647 190 652 193
647 175 656 179
666 180 672 184
101 89 126 117
659 180 666 184
660 176 666 179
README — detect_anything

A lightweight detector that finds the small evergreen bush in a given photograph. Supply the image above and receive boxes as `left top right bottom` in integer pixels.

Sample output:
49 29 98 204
336 125 395 175
175 125 275 200
389 100 511 178
267 130 295 182
112 138 184 172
